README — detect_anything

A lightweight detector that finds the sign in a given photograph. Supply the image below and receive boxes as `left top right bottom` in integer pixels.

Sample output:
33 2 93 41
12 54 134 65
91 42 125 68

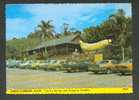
94 53 103 63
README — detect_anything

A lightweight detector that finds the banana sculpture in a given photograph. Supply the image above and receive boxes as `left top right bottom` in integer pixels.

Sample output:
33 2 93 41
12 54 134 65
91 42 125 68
79 39 112 51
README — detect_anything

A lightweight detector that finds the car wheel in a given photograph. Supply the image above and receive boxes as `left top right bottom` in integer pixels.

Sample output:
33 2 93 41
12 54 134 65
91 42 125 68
94 71 98 74
86 69 89 72
121 72 125 75
70 69 75 73
67 70 71 73
44 68 47 71
106 69 112 74
56 68 60 71
75 69 79 72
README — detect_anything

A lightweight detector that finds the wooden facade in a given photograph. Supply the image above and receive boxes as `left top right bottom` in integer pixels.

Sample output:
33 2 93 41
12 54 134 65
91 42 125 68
25 34 82 59
46 43 82 57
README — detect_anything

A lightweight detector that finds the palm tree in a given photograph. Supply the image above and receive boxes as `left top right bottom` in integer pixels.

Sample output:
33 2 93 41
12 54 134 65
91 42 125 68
37 20 55 41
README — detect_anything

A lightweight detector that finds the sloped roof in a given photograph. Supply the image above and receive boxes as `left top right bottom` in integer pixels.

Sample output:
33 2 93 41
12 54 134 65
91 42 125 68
28 34 81 51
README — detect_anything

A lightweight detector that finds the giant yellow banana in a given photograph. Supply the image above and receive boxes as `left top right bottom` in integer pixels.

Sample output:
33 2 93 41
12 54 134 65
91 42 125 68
80 39 112 51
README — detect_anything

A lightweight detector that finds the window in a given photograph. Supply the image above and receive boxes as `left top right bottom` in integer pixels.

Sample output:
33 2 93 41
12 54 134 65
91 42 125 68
111 60 117 64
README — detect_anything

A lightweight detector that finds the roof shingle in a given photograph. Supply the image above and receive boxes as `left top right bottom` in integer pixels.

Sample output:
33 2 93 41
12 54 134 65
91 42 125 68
27 34 81 51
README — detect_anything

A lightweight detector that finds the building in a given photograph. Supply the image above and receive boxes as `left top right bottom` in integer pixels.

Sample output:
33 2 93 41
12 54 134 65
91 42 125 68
24 34 83 59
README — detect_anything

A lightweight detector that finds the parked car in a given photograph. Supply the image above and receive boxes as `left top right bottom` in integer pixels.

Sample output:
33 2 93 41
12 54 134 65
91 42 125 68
47 60 66 71
37 60 49 70
63 60 92 72
31 60 42 70
89 60 118 74
6 60 20 68
19 60 33 69
115 59 133 75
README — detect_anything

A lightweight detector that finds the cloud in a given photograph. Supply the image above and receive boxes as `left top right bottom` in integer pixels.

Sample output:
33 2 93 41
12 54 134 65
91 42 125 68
6 3 132 40
22 4 115 31
6 18 35 39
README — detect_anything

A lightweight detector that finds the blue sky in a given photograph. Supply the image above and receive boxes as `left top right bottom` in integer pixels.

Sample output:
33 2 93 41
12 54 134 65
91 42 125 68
6 3 132 40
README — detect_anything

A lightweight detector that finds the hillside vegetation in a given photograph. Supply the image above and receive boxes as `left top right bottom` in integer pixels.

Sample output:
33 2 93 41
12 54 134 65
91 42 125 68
6 9 132 61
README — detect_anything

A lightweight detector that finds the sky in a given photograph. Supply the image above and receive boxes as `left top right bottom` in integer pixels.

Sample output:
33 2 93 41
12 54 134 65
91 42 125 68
6 3 132 40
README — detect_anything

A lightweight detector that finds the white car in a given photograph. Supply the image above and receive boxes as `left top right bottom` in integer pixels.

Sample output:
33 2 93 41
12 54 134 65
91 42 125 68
19 61 33 69
47 60 66 71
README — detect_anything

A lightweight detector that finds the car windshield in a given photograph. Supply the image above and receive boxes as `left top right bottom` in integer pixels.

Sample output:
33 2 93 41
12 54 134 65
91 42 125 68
10 60 17 63
49 60 56 63
111 60 118 64
129 59 132 63
98 60 108 64
25 61 33 63
46 60 49 63
46 60 51 63
82 61 90 64
39 61 45 63
69 62 76 64
120 60 131 64
53 61 57 63
60 61 65 64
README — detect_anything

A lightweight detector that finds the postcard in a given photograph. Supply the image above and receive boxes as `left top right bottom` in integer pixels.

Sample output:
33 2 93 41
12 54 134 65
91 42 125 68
6 3 133 94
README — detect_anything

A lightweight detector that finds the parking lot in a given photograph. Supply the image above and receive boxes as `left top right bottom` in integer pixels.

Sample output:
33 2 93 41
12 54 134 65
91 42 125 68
6 68 132 89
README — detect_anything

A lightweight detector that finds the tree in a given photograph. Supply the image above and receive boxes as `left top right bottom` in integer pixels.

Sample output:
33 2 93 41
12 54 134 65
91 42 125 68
6 9 132 61
62 23 71 36
36 20 55 41
109 9 131 61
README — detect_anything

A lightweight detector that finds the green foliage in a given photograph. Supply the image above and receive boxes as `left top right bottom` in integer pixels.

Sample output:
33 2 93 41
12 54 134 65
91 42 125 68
6 37 40 59
6 9 132 60
82 9 132 60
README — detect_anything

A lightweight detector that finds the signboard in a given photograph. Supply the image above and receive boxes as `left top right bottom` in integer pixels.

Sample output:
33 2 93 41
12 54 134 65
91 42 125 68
94 53 103 63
